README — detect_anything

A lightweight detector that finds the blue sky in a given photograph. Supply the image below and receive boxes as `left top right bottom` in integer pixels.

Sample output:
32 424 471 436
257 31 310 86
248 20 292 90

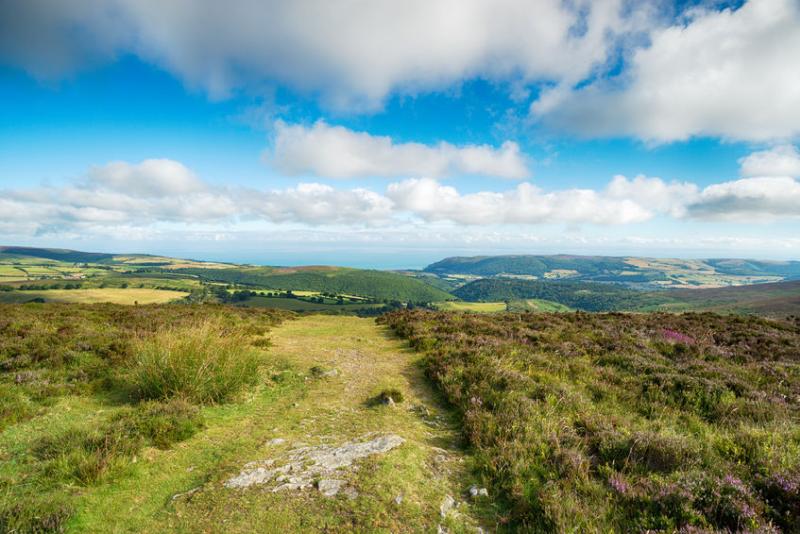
1 0 799 268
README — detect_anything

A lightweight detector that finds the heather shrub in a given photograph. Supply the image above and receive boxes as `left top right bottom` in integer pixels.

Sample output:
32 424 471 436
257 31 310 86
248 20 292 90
381 310 800 531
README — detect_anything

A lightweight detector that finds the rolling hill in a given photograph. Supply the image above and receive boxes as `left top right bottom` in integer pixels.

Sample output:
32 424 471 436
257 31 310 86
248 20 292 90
0 246 452 304
425 254 800 289
176 266 452 303
453 277 800 315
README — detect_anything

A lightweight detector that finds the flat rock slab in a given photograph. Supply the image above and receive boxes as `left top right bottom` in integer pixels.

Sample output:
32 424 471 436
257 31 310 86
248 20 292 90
225 434 405 493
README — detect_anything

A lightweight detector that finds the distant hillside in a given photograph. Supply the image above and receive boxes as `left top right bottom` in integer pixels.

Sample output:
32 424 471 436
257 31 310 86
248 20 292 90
0 246 115 264
0 246 452 304
174 267 453 303
453 278 653 312
454 277 800 315
425 254 800 288
650 279 800 315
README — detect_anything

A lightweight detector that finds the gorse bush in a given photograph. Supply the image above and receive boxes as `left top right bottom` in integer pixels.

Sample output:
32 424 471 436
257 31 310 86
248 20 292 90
380 310 800 532
131 321 264 404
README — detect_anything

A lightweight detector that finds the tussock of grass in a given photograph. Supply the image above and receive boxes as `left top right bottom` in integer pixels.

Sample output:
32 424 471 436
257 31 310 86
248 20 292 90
370 387 404 406
131 321 264 404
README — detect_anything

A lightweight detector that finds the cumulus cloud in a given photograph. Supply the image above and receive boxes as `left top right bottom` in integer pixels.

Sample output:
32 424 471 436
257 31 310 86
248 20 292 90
0 0 627 109
86 159 207 197
0 159 395 233
3 158 800 238
738 145 800 178
270 121 529 179
0 0 131 79
534 0 800 142
245 183 393 224
387 177 658 225
687 176 800 221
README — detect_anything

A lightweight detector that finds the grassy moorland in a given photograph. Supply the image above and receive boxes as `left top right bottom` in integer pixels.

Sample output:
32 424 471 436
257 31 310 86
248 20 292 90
0 303 291 532
380 310 800 532
0 307 489 533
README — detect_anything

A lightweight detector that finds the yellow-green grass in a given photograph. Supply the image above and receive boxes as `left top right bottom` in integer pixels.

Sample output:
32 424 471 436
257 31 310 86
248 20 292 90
434 301 507 312
508 298 573 312
8 315 490 533
0 288 187 305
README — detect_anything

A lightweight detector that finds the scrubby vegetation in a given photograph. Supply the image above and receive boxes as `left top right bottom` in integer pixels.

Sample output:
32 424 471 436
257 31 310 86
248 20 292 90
380 310 800 532
0 303 290 532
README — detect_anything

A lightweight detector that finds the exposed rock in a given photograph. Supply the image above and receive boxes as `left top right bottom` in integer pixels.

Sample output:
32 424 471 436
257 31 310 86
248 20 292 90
437 525 449 534
393 494 403 505
317 478 345 497
440 494 456 518
266 438 286 446
320 368 339 378
225 434 405 491
342 486 359 500
468 485 488 498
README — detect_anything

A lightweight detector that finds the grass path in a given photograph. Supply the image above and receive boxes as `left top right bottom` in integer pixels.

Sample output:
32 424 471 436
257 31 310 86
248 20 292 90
74 315 489 533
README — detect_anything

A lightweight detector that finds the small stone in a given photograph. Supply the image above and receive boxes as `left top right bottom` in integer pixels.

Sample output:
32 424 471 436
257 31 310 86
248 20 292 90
437 525 449 534
468 485 488 498
267 438 286 446
317 478 345 497
393 494 403 505
320 368 339 378
342 486 359 500
440 495 455 518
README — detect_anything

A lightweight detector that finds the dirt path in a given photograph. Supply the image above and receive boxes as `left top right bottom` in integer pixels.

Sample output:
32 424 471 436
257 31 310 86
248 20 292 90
165 315 489 533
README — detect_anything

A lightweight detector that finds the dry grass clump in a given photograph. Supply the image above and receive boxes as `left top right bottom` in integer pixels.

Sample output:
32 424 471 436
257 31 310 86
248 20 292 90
131 321 263 404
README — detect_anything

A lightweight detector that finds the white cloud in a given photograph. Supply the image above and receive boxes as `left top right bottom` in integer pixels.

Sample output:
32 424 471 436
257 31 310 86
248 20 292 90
738 145 800 178
87 159 207 197
387 177 656 225
605 174 698 217
0 0 628 110
4 158 800 239
270 121 529 179
246 183 393 224
534 0 800 142
687 176 800 220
